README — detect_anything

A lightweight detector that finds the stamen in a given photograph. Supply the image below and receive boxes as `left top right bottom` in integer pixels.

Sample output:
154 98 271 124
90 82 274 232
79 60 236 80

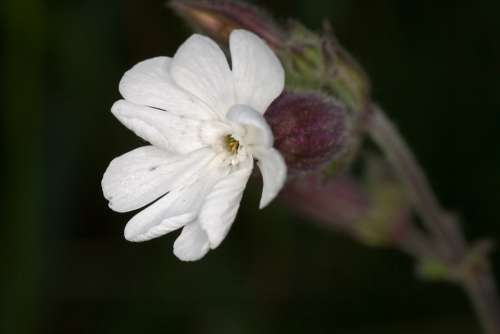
224 134 240 154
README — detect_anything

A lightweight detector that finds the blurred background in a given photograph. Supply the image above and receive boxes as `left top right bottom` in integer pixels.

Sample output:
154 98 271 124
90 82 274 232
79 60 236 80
2 0 500 333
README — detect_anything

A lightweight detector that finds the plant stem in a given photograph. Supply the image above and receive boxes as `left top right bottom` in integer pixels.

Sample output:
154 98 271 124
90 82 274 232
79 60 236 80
367 104 500 334
367 106 464 259
464 269 500 334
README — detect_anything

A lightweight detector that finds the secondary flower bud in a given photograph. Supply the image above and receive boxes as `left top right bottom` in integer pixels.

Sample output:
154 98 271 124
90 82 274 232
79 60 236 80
283 22 371 114
169 0 287 49
283 174 370 232
264 91 349 173
283 161 412 247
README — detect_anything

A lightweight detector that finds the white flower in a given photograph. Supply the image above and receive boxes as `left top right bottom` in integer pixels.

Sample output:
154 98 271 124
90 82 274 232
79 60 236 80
102 30 287 261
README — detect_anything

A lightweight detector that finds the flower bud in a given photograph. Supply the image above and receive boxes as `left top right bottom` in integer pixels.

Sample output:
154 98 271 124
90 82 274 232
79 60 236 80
169 0 287 49
265 91 349 173
283 22 371 114
283 157 412 248
283 174 370 232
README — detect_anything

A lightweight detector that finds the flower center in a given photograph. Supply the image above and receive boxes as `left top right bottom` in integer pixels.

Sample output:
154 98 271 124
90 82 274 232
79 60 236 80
224 134 240 154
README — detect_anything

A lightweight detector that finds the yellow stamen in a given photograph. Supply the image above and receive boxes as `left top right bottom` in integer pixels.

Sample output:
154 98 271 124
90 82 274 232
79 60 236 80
224 135 240 154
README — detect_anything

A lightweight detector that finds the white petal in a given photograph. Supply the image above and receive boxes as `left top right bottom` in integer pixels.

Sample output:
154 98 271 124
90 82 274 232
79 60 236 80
124 184 202 242
230 30 285 113
199 158 253 249
124 156 229 242
173 222 210 261
119 57 215 120
111 100 229 154
226 104 273 148
253 148 287 209
102 147 215 212
170 34 235 117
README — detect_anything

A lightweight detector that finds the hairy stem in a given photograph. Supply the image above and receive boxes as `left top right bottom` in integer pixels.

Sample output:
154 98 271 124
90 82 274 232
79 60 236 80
368 106 465 259
367 104 500 334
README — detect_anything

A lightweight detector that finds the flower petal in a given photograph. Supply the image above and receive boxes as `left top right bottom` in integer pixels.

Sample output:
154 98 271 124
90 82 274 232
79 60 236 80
123 156 229 242
226 104 273 148
173 222 210 261
253 148 287 209
199 158 253 249
170 34 235 117
102 147 216 213
119 57 215 120
230 30 284 113
111 100 229 154
124 184 202 242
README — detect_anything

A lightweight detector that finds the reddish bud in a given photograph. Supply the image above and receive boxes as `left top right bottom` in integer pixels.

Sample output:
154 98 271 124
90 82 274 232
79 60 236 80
283 165 412 248
169 0 287 49
283 174 370 232
265 91 349 173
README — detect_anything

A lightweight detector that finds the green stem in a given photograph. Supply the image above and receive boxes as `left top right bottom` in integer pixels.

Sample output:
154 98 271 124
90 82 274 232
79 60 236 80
367 105 500 334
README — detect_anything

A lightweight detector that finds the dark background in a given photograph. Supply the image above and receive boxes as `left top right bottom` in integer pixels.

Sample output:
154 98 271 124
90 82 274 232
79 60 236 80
2 0 500 333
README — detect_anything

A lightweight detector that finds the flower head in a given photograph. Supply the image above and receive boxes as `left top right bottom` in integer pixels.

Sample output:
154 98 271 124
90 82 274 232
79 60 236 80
102 30 286 261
